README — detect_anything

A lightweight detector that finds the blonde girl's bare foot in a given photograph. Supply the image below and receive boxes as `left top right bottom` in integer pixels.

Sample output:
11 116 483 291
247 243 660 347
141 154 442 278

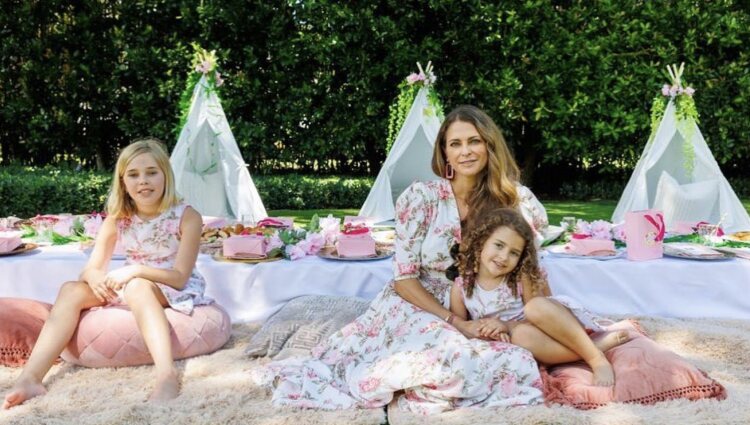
148 370 180 403
3 378 47 409
588 353 615 386
593 330 631 353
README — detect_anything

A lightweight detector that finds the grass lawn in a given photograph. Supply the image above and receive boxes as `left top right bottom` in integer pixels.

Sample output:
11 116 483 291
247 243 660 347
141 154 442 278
270 199 750 226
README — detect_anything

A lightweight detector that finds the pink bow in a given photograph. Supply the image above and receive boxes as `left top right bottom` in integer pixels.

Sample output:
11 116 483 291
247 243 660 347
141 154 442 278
644 213 666 242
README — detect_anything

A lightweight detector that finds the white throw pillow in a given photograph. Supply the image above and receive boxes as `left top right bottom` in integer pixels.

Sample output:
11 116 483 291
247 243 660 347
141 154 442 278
653 171 718 225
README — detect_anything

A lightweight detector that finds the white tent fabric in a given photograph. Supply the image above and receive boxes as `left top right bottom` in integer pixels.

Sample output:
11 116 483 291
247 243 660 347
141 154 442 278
170 76 267 221
359 88 442 222
612 101 750 232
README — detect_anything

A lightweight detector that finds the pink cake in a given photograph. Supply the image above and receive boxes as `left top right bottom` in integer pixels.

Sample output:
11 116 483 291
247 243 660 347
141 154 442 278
223 235 267 258
565 238 616 256
336 232 376 257
0 231 22 253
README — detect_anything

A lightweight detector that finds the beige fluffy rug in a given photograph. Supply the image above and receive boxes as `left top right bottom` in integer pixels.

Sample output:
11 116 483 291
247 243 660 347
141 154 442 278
2 316 749 425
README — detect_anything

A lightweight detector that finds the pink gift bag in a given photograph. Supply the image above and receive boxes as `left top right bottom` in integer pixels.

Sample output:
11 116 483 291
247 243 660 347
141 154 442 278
625 210 665 261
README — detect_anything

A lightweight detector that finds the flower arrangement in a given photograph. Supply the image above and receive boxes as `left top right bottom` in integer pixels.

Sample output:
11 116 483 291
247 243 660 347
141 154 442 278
245 214 341 261
386 61 443 153
21 213 104 245
648 62 699 175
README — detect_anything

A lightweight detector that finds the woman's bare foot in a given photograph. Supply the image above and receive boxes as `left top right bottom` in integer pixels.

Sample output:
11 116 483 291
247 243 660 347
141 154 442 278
587 352 615 386
593 330 631 353
148 370 180 403
3 378 47 409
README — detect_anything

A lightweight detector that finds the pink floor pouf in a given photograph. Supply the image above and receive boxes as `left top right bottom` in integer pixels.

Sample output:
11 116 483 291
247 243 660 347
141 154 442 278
61 303 231 368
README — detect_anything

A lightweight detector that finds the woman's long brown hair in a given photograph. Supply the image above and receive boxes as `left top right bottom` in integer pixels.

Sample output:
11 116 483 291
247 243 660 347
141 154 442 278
431 105 521 227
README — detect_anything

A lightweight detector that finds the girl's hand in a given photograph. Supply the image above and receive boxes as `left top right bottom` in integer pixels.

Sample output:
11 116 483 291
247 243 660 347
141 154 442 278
478 318 510 342
88 278 117 303
104 265 141 291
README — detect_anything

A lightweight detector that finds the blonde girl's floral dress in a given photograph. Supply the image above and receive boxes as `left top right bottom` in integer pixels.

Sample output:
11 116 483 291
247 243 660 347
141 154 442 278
255 179 549 414
117 203 209 315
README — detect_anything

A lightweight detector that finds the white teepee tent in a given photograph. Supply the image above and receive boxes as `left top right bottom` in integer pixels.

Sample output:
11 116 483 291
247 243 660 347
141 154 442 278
359 87 443 222
613 67 750 232
171 75 267 222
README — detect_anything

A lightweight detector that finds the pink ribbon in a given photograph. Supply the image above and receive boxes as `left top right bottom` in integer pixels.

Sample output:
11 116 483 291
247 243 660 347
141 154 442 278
342 224 370 235
644 213 666 242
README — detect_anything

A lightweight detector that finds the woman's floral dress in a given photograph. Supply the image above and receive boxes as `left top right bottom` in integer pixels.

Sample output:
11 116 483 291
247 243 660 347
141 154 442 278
117 203 209 314
255 180 548 414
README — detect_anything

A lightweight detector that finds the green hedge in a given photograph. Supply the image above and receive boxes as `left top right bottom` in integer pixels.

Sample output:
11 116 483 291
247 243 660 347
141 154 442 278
2 0 750 188
0 167 373 217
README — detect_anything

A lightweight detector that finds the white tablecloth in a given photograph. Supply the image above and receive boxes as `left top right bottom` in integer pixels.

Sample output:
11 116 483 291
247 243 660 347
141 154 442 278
2 245 749 321
542 253 750 320
0 245 392 322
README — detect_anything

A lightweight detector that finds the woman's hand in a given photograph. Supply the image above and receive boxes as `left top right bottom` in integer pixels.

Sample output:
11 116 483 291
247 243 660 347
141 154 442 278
478 318 510 342
453 319 491 340
104 265 141 291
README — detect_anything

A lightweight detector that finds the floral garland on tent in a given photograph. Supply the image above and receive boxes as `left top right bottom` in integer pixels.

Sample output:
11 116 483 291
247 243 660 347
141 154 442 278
175 45 225 139
648 63 698 175
385 61 443 153
174 45 226 175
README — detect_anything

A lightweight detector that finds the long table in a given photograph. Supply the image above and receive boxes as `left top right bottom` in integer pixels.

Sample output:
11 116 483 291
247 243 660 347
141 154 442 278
1 245 749 321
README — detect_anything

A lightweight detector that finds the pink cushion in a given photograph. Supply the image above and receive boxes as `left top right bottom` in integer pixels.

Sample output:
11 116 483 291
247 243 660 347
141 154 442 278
540 320 726 409
0 298 53 367
61 303 231 368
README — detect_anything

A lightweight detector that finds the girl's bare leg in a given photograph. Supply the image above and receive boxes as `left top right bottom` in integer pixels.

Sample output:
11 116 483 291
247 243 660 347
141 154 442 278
3 282 104 409
513 297 628 386
123 278 179 402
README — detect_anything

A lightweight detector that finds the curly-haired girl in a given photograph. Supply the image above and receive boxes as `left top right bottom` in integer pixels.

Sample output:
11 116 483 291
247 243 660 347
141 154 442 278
447 208 630 386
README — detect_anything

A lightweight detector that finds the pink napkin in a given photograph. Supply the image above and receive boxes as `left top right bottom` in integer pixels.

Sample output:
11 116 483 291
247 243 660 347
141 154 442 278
0 231 23 253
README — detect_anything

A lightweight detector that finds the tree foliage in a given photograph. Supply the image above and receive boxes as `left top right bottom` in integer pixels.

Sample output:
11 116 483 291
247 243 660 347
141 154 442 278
1 0 749 187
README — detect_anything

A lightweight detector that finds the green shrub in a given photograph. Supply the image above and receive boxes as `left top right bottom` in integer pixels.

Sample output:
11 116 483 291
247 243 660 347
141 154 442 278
0 167 373 216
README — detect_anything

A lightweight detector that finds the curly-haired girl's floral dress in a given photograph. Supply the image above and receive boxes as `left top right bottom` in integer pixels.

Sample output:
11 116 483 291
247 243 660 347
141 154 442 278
117 203 209 314
255 180 548 414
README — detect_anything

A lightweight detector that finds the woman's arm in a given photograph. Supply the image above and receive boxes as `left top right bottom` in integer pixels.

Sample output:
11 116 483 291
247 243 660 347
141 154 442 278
394 278 453 320
394 279 484 339
105 207 202 291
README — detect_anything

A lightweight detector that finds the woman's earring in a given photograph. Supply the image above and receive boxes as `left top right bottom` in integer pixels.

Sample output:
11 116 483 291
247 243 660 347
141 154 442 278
445 163 454 180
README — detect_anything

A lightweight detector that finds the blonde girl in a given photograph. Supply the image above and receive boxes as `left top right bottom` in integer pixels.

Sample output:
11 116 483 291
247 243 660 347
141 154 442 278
4 138 208 409
448 208 630 386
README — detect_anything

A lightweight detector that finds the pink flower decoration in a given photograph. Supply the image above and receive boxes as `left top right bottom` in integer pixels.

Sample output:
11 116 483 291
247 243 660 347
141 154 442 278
589 220 613 240
83 214 103 238
406 73 424 85
285 244 306 260
303 232 325 255
685 87 695 96
574 220 591 235
266 233 284 252
53 217 74 236
661 84 670 96
613 224 626 241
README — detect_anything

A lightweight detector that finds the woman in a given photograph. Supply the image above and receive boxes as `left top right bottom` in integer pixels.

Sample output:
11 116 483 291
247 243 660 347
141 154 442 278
256 105 549 414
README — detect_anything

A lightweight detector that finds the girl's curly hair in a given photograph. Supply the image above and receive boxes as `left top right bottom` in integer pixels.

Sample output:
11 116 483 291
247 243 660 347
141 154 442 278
446 208 547 298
